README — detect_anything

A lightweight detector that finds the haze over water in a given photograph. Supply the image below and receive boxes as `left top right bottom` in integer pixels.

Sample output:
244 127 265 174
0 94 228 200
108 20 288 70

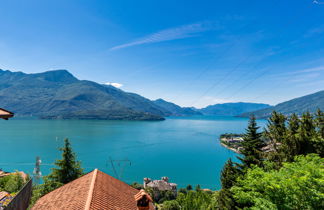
0 116 266 189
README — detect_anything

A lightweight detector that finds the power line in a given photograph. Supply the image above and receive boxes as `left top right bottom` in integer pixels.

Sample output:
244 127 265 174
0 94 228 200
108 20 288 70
193 1 312 105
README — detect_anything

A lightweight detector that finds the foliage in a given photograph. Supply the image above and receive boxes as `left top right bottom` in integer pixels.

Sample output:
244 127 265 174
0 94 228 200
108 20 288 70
220 159 239 189
231 154 324 209
217 110 324 209
0 172 25 193
160 200 181 210
238 115 264 170
130 182 143 190
220 133 244 139
161 190 217 210
30 139 83 207
49 138 83 184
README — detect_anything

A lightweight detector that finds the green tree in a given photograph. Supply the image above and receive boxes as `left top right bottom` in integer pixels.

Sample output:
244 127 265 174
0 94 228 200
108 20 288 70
238 115 264 170
298 112 317 155
161 200 181 210
186 184 192 191
49 138 83 184
231 154 324 209
220 159 239 189
315 109 324 138
0 172 25 193
265 111 287 164
218 159 239 210
283 113 300 161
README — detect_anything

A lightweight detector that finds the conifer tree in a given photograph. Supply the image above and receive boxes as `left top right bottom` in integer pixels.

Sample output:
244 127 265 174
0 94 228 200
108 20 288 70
220 159 238 189
265 111 287 163
315 109 324 139
313 109 324 157
218 159 239 210
298 112 316 154
218 189 236 210
238 115 263 169
49 138 83 184
284 113 300 161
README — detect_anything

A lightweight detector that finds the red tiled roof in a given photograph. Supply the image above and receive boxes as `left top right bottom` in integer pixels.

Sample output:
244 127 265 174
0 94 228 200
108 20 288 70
32 169 154 210
0 108 14 120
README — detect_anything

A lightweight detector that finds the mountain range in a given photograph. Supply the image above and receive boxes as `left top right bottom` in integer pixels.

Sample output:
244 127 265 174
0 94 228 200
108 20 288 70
199 102 271 116
0 69 167 120
1 69 321 120
240 90 324 118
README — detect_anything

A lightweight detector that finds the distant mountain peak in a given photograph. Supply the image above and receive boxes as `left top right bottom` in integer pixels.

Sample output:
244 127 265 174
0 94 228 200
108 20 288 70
32 69 78 83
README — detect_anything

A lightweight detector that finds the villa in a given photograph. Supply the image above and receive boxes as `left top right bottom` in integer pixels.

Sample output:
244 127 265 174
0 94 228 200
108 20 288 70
143 177 177 200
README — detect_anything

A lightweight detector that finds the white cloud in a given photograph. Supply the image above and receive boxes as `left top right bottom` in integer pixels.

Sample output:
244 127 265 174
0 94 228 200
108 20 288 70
297 65 324 73
110 22 214 50
105 82 123 88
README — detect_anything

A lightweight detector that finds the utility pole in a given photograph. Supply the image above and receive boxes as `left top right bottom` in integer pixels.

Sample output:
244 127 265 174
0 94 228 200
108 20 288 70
108 157 131 180
33 156 42 185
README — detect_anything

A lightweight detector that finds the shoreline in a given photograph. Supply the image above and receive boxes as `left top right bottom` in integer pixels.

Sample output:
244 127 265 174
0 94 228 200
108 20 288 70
220 142 240 154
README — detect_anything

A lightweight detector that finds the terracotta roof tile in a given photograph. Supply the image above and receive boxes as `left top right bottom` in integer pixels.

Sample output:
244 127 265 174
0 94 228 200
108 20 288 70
32 169 154 210
0 108 14 119
32 171 93 210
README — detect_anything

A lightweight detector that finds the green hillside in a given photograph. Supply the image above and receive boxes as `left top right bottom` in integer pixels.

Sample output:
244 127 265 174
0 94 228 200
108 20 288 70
0 69 164 120
240 90 324 118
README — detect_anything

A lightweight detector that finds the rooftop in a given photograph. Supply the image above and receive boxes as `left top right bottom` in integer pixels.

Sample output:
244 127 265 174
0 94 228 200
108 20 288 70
0 108 14 120
32 169 154 210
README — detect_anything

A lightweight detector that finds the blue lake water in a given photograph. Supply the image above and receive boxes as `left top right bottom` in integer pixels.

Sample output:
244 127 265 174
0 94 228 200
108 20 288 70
0 116 266 190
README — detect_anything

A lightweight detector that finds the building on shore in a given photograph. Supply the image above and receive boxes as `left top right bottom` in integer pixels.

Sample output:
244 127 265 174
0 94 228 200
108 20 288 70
143 177 177 200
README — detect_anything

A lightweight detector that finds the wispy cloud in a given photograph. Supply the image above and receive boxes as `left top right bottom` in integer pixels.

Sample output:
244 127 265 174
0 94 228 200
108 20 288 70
296 65 324 73
110 22 214 50
105 82 123 88
304 25 324 38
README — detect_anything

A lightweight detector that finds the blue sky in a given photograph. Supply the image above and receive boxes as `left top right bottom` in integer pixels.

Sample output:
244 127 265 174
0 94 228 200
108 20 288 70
0 0 323 108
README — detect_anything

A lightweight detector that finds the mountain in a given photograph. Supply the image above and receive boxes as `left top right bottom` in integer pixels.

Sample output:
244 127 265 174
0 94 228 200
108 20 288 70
0 69 166 120
199 102 271 116
153 99 202 116
240 90 324 118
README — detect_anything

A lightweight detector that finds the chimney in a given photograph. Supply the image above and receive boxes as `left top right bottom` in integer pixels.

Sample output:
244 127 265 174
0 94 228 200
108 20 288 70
134 189 153 210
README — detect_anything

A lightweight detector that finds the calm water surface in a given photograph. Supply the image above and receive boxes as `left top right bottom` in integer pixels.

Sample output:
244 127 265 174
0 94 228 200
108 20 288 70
0 116 266 189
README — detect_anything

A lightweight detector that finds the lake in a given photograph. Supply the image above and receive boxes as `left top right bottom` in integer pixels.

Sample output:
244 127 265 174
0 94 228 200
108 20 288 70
0 116 266 190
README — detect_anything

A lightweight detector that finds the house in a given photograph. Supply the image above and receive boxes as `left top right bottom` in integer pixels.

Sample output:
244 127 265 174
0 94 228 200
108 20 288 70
143 177 177 200
32 169 154 210
0 108 14 120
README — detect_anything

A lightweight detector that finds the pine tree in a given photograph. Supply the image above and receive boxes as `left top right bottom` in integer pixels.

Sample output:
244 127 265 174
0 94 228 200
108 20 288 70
220 159 239 189
49 138 83 184
315 109 324 139
284 113 300 161
265 111 287 163
238 115 264 169
186 184 193 191
298 112 316 154
218 189 236 210
218 158 239 210
313 109 324 157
